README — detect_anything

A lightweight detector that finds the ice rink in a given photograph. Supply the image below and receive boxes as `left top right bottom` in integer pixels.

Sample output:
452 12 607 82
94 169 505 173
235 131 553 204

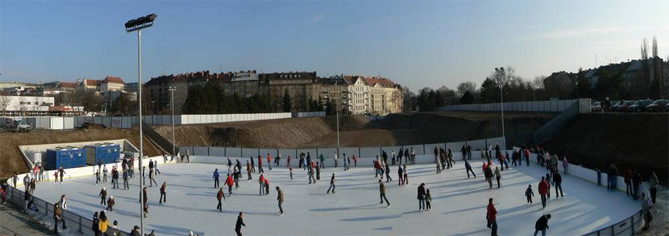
32 159 639 235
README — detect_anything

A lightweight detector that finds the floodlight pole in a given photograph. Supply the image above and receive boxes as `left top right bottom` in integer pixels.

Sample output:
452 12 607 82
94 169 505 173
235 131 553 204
169 87 176 157
335 81 340 163
136 28 145 235
126 14 155 235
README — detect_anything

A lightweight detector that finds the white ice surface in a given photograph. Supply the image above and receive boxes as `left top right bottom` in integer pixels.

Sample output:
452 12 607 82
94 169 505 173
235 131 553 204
32 160 639 235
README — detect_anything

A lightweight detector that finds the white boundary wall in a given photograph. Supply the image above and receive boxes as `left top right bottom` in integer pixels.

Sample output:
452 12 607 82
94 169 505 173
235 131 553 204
439 99 592 113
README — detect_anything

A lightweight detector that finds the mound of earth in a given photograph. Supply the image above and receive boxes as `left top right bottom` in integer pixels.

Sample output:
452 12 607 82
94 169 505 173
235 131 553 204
0 127 161 179
154 112 554 149
541 113 668 184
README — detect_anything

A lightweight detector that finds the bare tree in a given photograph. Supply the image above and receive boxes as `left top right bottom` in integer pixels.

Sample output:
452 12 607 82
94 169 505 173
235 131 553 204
456 82 477 97
532 76 546 89
0 96 10 116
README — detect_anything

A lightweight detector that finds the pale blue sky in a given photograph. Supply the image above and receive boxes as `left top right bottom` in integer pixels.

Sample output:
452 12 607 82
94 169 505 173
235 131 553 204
2 0 668 92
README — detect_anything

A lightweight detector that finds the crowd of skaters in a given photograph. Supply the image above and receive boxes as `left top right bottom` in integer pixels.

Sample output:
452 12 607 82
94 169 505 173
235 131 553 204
8 143 660 236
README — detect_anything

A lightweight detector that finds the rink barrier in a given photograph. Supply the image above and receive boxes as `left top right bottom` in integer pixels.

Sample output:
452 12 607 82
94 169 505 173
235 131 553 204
516 148 646 236
178 136 507 162
438 98 592 113
4 156 174 235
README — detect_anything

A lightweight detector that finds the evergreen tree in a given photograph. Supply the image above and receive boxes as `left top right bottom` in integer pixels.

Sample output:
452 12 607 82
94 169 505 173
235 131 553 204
282 89 292 112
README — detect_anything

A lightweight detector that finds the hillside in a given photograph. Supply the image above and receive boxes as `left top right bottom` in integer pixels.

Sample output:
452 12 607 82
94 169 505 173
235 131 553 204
0 127 161 179
153 112 555 148
542 113 668 183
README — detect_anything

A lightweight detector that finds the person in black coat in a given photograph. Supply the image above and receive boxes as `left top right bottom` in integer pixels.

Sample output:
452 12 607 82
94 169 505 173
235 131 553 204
534 214 551 236
632 170 641 200
553 172 563 197
417 183 426 211
235 211 246 236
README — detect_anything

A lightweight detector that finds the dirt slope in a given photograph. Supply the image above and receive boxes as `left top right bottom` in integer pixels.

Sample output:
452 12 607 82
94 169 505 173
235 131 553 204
154 112 554 148
0 128 160 179
542 113 669 183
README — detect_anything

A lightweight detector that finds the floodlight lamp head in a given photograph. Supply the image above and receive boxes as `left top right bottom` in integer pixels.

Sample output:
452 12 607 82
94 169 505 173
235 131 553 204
125 14 157 32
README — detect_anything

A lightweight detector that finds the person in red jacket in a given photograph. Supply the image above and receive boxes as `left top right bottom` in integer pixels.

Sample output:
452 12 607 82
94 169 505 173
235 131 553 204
264 178 270 195
257 156 264 173
266 153 272 171
487 198 498 236
624 169 633 197
225 174 235 196
216 188 225 212
538 177 549 209
258 174 265 195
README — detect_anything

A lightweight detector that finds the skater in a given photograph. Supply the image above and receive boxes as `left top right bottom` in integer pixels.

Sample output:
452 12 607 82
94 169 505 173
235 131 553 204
379 179 390 207
539 177 549 209
154 160 160 175
327 173 335 194
112 167 119 189
233 169 240 189
107 196 115 211
562 156 568 175
308 162 316 184
216 188 225 212
633 170 641 200
465 160 476 178
526 184 534 204
545 173 552 198
487 198 497 236
333 151 338 168
649 171 658 203
225 174 234 196
385 161 392 182
534 214 552 236
398 165 404 185
403 164 409 185
213 169 220 188
289 167 293 180
149 165 158 187
461 145 467 161
250 157 255 173
264 178 270 196
227 158 232 171
553 172 563 197
524 148 531 166
287 155 292 167
641 193 652 230
624 169 633 196
398 147 404 165
123 170 129 190
425 189 432 211
92 212 100 236
96 168 101 185
418 183 426 211
343 153 349 171
100 187 107 205
319 153 325 168
495 167 501 188
246 161 252 180
276 152 281 167
257 155 264 173
267 153 273 171
258 174 265 195
53 203 66 232
58 195 68 228
276 186 284 215
485 165 493 189
59 167 66 183
235 212 245 236
103 165 108 183
142 187 148 218
315 163 321 180
160 182 167 204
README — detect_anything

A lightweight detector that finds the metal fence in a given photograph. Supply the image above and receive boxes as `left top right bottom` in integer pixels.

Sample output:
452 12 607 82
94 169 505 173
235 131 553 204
179 136 507 159
4 185 131 236
438 99 582 112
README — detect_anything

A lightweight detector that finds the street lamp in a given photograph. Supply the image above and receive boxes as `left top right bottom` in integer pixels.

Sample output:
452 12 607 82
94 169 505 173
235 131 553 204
125 13 156 235
334 81 340 162
494 67 506 147
168 86 176 158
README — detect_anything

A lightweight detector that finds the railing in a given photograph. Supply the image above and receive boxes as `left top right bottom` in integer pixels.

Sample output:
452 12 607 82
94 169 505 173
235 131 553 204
4 185 131 236
179 136 507 159
532 101 580 145
583 209 644 236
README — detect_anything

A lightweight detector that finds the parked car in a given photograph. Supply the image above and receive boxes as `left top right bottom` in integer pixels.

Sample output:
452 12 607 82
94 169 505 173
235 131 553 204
646 99 669 112
617 100 636 112
627 99 653 112
609 100 622 111
591 102 602 112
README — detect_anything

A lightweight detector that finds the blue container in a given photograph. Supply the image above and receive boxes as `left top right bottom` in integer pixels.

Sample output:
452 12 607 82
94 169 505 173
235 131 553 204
45 148 86 170
85 144 121 165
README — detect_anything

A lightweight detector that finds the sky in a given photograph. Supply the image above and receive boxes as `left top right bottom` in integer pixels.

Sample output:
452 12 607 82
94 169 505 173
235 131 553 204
2 0 669 92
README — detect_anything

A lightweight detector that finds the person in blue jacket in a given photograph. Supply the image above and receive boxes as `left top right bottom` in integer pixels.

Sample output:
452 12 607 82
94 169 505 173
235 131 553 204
213 169 220 188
